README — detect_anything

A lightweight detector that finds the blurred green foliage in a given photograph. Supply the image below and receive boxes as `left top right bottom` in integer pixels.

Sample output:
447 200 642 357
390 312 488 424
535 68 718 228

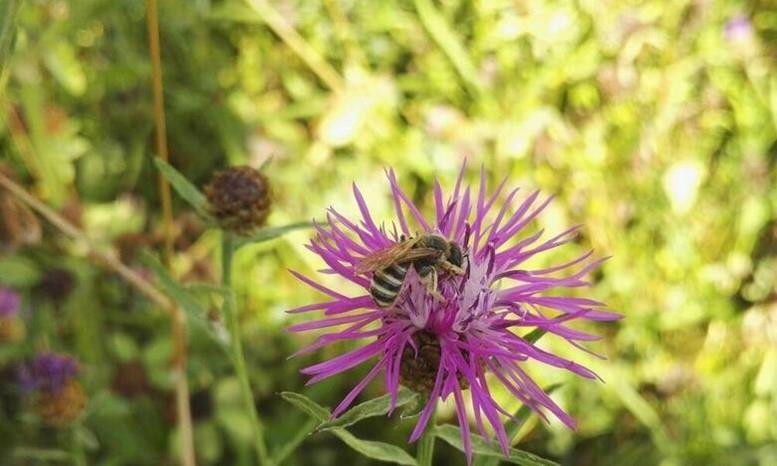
1 0 777 465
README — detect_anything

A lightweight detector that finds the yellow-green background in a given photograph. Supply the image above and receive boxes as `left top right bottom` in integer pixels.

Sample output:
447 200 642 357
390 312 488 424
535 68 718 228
1 0 776 465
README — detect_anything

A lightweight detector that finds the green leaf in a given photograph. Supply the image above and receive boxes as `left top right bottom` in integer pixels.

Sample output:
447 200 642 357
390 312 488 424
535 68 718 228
235 221 313 247
0 0 22 79
400 392 427 420
281 392 417 465
504 384 562 442
153 158 212 221
334 430 417 465
258 156 273 172
474 384 562 466
317 387 418 432
271 418 318 465
142 253 206 318
433 425 559 466
280 391 330 422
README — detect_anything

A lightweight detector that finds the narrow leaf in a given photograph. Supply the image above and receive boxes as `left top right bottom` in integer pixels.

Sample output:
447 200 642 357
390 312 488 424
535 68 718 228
474 384 562 466
523 329 546 344
504 384 562 442
142 253 223 346
281 392 417 465
280 391 330 422
235 221 313 247
412 0 484 94
186 282 231 297
153 158 212 221
317 388 418 431
258 156 273 172
434 425 559 466
271 417 317 465
143 253 206 318
0 0 22 76
334 430 417 465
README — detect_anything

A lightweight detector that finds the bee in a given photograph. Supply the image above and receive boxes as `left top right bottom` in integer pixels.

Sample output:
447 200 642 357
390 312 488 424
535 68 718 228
357 234 465 309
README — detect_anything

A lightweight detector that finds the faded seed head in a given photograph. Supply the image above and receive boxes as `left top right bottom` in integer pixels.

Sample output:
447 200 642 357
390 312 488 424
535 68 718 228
37 267 76 303
205 166 271 234
0 316 24 343
36 379 87 426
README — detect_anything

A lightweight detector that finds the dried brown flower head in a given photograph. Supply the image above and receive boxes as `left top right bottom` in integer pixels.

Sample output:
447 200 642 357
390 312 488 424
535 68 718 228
36 380 87 426
204 166 271 234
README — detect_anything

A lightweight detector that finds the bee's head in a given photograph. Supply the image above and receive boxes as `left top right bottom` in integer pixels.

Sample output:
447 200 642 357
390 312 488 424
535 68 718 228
446 241 463 269
423 234 449 252
423 234 464 272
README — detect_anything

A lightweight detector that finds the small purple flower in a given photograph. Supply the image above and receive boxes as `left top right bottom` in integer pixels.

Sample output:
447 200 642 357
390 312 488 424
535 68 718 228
18 353 80 395
0 286 21 318
289 166 620 463
725 15 753 43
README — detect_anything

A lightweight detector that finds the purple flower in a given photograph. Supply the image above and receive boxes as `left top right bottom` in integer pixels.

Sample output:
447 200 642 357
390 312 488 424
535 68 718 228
725 16 753 43
0 286 20 318
289 166 620 463
18 353 80 395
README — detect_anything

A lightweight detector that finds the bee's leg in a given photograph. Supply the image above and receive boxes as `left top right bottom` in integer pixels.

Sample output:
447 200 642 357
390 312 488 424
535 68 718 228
418 266 444 301
440 261 465 275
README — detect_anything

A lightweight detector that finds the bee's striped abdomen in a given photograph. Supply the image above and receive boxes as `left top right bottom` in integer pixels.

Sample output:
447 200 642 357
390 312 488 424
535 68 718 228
370 264 407 308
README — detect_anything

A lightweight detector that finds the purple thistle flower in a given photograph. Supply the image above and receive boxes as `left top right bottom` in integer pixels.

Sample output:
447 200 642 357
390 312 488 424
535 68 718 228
18 352 80 395
288 166 620 463
0 286 21 318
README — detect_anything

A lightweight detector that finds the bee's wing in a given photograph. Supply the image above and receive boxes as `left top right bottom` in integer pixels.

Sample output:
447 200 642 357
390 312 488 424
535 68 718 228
356 240 416 273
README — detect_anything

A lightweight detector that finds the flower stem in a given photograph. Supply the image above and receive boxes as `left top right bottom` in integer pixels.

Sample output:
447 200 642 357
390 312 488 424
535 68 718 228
221 233 271 466
417 404 437 466
70 426 87 466
145 0 174 264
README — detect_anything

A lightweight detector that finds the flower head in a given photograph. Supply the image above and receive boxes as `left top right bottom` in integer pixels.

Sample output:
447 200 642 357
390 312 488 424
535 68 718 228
0 286 23 343
18 352 80 394
18 352 86 426
205 166 272 234
0 286 20 318
289 166 619 463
